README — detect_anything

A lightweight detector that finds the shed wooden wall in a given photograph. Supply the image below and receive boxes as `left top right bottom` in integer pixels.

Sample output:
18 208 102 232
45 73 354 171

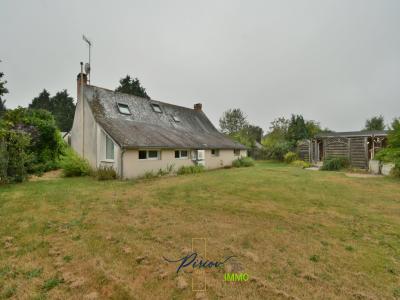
324 137 368 169
298 140 310 161
299 137 369 169
349 137 368 169
325 137 349 158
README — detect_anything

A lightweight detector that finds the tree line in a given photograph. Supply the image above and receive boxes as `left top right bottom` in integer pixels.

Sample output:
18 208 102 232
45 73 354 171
219 108 389 161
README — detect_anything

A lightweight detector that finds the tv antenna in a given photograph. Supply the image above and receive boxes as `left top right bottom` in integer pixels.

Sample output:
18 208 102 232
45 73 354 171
82 34 92 83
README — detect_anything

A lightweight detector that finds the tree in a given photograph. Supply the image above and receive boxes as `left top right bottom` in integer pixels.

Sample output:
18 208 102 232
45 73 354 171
51 90 75 132
305 120 323 137
387 118 400 148
28 89 76 132
115 75 150 99
364 115 385 131
219 108 248 135
263 117 289 145
0 70 8 116
287 114 308 145
29 89 51 111
261 117 291 160
241 125 263 143
230 125 263 148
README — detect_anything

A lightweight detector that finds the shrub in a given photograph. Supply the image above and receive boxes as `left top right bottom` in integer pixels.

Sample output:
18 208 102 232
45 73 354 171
284 151 298 164
232 157 255 168
321 157 350 171
95 165 117 180
375 147 400 163
291 160 311 168
391 166 400 177
177 165 205 175
60 147 91 177
247 148 267 160
262 141 291 161
138 164 175 180
141 171 157 179
157 164 175 176
0 138 7 182
374 118 400 177
0 129 32 183
1 108 64 178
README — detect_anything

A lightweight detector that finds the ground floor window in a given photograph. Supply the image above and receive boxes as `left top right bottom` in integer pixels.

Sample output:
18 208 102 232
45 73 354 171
211 149 219 156
139 150 160 160
234 149 240 156
105 135 114 160
175 150 188 159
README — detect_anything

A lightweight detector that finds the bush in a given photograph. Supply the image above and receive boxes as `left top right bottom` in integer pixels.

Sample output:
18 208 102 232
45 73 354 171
0 129 32 183
60 147 91 177
374 119 400 177
138 164 175 179
291 160 311 169
157 164 174 176
262 141 291 161
284 151 298 164
232 157 255 168
247 148 267 160
141 171 157 179
177 165 205 175
1 108 64 178
375 147 400 163
321 157 350 171
95 165 117 180
391 165 400 177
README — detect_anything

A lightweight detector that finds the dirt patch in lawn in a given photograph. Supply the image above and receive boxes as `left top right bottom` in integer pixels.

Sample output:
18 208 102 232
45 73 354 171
345 173 383 178
29 170 63 181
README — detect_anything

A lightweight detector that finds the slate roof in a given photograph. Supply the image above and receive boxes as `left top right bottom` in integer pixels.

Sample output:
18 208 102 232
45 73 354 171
83 85 247 150
315 130 388 138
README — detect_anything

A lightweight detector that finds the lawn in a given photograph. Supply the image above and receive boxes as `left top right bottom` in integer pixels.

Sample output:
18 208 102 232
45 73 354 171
1 162 400 299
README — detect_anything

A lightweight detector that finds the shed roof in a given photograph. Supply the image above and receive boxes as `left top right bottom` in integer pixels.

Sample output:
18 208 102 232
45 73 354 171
315 130 388 138
84 85 247 150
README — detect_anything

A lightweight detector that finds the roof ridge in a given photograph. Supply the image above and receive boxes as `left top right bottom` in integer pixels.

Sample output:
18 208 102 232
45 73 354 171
87 85 197 112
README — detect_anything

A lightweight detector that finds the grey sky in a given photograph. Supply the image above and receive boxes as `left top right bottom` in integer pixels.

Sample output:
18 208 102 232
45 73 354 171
1 0 399 132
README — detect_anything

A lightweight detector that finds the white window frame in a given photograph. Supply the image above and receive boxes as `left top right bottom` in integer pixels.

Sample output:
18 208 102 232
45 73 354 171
234 149 240 156
175 149 188 159
138 150 161 160
211 149 219 157
117 103 131 115
105 134 115 161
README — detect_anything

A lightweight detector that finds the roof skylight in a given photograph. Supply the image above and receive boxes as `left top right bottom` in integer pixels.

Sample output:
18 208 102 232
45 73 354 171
117 103 131 115
151 103 162 113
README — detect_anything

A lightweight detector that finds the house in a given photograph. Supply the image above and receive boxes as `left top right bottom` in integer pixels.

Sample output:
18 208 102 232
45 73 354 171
298 130 388 169
70 71 247 178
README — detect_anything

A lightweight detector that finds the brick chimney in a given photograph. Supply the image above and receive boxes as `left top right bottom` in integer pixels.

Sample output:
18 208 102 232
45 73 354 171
77 62 88 100
194 103 202 111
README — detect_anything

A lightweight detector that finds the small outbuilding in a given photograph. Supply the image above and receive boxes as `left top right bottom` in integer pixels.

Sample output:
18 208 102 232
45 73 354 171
298 130 388 169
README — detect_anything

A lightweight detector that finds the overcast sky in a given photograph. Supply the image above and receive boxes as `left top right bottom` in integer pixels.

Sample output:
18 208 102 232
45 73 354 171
1 0 399 132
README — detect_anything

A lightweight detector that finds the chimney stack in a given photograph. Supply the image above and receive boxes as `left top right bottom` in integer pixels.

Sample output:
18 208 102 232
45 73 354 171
77 62 88 100
194 103 202 111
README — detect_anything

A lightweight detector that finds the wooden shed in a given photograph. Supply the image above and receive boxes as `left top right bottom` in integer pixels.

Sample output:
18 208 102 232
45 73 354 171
299 130 388 169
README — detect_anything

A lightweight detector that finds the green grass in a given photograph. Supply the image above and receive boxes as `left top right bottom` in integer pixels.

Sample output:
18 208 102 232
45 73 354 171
0 161 400 299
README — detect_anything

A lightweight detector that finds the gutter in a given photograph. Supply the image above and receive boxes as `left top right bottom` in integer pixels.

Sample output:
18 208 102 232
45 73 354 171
120 148 126 179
